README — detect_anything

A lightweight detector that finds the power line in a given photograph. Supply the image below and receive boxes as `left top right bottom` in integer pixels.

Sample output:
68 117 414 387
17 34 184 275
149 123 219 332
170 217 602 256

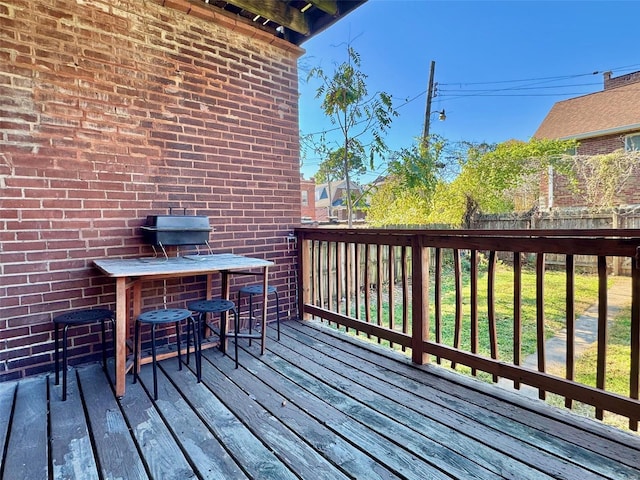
438 81 601 92
301 63 640 143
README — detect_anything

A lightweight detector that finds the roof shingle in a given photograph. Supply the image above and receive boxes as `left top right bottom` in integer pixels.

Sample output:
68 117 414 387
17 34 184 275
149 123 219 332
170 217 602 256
534 80 640 140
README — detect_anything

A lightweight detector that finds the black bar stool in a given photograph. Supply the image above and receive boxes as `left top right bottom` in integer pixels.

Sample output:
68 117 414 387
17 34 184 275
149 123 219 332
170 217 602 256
237 284 281 342
187 299 239 367
133 308 200 400
53 308 114 401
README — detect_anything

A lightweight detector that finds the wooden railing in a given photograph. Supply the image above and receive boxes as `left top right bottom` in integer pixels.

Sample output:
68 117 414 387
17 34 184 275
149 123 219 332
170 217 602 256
295 227 640 431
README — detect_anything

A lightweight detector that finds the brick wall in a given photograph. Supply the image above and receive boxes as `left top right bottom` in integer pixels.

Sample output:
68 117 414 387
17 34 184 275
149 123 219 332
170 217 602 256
538 133 640 209
604 70 640 90
576 134 627 156
0 0 303 380
300 177 316 220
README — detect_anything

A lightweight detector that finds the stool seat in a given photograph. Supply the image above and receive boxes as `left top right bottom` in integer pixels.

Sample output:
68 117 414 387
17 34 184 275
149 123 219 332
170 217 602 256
188 299 239 367
138 308 193 324
134 308 200 400
54 308 114 401
54 309 114 325
187 299 235 313
238 285 277 296
237 284 281 342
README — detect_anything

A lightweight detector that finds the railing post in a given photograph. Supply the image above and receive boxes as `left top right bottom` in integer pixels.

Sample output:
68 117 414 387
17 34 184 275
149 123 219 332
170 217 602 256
298 233 311 320
411 234 429 364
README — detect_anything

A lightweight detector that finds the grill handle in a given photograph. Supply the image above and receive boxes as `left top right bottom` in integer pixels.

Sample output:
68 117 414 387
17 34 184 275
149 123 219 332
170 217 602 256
169 207 187 215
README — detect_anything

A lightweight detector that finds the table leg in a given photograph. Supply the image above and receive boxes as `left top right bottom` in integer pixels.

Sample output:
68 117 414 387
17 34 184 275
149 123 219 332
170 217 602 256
261 267 268 355
115 277 127 398
132 280 142 373
221 270 230 352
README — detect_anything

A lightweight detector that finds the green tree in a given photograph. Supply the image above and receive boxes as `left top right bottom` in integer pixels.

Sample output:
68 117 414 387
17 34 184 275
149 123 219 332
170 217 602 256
367 136 446 227
315 144 366 218
367 137 577 228
307 46 397 226
442 138 577 226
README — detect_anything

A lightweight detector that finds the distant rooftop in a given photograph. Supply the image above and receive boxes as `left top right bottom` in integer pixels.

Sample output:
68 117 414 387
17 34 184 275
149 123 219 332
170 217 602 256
534 71 640 140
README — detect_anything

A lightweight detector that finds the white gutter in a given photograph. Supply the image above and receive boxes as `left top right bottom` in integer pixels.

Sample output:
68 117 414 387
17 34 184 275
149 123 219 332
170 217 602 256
556 123 640 141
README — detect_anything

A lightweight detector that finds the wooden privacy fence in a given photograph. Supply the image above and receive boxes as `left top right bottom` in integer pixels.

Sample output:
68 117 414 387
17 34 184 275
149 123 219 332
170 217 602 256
295 227 640 431
472 206 640 274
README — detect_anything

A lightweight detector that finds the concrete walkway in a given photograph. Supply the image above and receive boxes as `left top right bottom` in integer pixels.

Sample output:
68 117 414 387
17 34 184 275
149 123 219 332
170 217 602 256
498 275 632 396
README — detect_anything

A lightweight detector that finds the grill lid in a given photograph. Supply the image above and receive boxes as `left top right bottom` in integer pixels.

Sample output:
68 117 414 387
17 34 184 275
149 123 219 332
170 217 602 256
141 209 212 249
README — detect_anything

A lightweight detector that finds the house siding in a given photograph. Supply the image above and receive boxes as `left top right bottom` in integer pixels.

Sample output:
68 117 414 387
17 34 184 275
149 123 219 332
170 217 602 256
0 0 303 380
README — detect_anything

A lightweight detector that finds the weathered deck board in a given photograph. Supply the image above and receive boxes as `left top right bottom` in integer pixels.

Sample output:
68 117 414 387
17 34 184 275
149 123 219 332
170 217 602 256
156 360 298 480
279 321 639 479
1 320 639 480
248 338 502 479
117 367 197 480
262 326 558 479
78 366 149 479
181 355 352 480
207 350 401 480
135 365 249 479
303 322 640 470
48 373 99 480
3 376 48 480
0 382 16 463
216 349 443 479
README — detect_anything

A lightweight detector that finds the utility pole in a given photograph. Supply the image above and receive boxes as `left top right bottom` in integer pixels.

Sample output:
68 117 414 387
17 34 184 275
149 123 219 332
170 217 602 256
422 60 436 146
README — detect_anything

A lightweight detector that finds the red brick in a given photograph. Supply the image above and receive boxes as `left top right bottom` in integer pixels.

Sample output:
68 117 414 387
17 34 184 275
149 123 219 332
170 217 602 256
1 0 299 381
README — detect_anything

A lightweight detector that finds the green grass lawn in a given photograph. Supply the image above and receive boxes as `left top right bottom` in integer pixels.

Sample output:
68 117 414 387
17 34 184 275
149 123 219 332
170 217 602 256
429 263 601 361
546 305 636 431
349 261 601 363
339 262 637 432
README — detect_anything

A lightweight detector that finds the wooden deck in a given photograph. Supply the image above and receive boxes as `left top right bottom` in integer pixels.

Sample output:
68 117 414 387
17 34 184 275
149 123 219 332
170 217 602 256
1 320 639 480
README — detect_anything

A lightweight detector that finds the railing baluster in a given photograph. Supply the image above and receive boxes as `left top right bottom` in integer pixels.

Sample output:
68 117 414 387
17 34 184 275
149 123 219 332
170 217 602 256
364 243 371 336
452 249 463 369
345 243 351 324
377 245 384 332
630 255 640 431
536 253 546 400
312 240 318 315
514 252 522 389
328 242 335 316
388 245 395 348
434 247 442 364
402 246 409 352
596 255 608 420
336 242 343 316
318 241 325 315
470 249 478 376
565 254 575 408
488 250 498 382
354 243 360 322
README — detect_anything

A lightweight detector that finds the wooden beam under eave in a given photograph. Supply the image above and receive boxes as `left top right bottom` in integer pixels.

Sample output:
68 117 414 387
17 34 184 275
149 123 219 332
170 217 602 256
224 0 311 35
307 1 338 15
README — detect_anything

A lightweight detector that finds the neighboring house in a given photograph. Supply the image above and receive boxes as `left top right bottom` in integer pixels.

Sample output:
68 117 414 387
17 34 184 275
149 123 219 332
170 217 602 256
534 71 640 208
300 176 316 223
315 179 365 222
0 0 365 381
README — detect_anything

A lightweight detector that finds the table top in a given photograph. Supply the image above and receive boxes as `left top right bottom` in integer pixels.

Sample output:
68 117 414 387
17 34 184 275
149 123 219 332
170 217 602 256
93 253 273 278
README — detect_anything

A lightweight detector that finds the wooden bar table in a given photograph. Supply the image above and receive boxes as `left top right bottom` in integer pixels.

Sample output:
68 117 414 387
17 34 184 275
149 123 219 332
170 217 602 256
93 253 273 398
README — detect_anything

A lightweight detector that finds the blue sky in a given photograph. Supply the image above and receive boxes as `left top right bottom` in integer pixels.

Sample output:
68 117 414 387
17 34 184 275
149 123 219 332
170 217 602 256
297 0 640 182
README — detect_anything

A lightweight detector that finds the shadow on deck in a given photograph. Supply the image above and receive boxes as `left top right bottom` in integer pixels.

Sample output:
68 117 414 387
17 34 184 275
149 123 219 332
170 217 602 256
1 320 639 480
